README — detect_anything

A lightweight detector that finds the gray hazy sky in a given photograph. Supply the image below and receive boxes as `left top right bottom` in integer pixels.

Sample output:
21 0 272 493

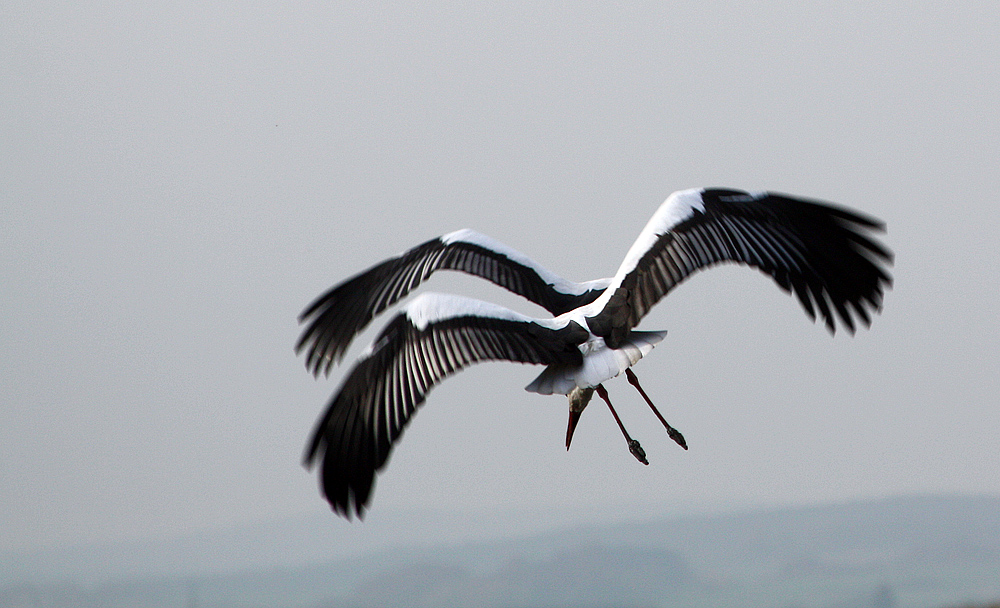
3 1 998 555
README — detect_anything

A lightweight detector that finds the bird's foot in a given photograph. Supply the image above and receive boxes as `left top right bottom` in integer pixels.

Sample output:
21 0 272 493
627 439 649 465
668 427 688 450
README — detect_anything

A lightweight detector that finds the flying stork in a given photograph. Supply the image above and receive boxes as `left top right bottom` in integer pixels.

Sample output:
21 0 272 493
296 188 893 518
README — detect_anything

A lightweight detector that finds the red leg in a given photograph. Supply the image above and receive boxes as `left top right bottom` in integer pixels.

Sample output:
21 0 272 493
625 368 687 450
595 384 648 465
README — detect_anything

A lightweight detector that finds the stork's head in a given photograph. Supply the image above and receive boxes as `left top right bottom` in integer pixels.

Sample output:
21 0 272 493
565 386 595 450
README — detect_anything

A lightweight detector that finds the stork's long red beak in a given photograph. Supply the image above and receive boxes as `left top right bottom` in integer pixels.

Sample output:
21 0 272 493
565 409 582 450
565 386 594 451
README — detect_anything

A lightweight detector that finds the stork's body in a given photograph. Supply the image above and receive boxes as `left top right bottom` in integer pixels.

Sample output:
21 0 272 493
297 188 893 518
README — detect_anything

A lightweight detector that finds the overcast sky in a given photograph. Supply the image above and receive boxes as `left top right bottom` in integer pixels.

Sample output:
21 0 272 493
3 1 998 556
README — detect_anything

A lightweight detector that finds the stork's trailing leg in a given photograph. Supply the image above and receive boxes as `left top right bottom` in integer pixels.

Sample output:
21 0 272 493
594 384 648 465
625 368 687 450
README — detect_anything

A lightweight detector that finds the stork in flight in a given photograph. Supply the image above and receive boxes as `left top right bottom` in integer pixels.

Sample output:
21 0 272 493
296 188 892 518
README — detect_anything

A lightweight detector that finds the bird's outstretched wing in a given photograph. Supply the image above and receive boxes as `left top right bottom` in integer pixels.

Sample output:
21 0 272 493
303 293 588 519
586 189 893 347
297 229 609 376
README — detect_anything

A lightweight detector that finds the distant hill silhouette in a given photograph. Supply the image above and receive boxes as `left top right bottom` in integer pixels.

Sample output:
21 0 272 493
2 494 998 608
